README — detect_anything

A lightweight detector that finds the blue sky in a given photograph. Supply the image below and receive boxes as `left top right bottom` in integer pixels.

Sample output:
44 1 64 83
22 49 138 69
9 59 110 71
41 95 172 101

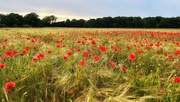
0 0 179 21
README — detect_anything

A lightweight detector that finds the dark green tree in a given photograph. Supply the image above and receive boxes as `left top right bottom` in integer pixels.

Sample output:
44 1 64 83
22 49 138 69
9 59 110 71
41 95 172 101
23 12 40 27
4 13 23 27
0 14 6 27
42 15 58 26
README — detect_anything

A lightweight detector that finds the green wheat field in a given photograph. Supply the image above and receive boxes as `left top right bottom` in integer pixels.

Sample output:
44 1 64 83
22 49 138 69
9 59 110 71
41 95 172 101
0 28 180 102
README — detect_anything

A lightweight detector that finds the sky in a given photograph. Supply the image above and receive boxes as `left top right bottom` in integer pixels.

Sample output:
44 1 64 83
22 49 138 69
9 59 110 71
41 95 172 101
0 0 180 21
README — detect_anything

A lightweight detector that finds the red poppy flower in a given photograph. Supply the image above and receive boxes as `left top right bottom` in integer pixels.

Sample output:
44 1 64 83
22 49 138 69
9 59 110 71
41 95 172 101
82 52 89 58
68 89 75 94
75 48 80 52
63 56 68 60
80 60 85 66
34 46 37 49
5 82 16 88
56 44 60 48
137 50 144 54
31 38 36 43
6 51 13 57
32 57 39 62
48 50 52 54
1 56 5 61
139 70 143 75
174 50 180 56
74 64 77 68
91 40 96 45
94 55 100 62
121 66 127 72
67 51 72 56
82 41 85 45
149 43 153 46
127 45 132 49
0 63 5 69
25 46 30 51
2 45 6 49
6 89 11 93
37 52 45 59
70 48 74 51
100 46 106 52
13 50 18 56
129 53 136 60
110 61 116 68
3 38 8 42
174 76 180 83
26 37 31 40
21 50 27 55
159 89 164 94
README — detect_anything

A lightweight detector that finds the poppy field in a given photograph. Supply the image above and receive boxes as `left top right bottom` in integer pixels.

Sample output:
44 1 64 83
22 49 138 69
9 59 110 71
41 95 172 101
0 28 180 102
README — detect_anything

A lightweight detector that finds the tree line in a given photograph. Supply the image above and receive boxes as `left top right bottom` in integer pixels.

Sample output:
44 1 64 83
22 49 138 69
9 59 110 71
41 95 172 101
0 12 180 28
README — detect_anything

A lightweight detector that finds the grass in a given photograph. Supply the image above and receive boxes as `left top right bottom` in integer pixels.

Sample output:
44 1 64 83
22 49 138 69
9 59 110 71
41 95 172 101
0 28 180 102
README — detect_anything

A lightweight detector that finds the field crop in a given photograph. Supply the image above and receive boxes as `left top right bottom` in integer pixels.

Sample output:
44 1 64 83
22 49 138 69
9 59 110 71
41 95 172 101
0 28 180 102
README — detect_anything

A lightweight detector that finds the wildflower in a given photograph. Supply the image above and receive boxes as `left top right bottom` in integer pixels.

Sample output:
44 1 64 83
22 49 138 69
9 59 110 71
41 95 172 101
174 76 180 83
94 55 100 62
129 53 136 61
3 38 8 42
34 46 37 49
127 45 131 49
110 61 116 68
100 46 106 52
121 66 127 72
0 64 5 69
80 60 85 66
48 50 52 54
13 50 18 56
6 90 11 93
63 56 68 60
174 50 180 56
2 45 6 49
25 46 30 51
137 50 144 54
5 82 16 89
82 52 89 58
68 89 75 94
21 50 27 55
139 70 143 75
32 57 39 62
67 51 72 56
91 40 96 45
6 51 13 57
149 43 153 46
37 52 45 59
56 44 60 48
31 38 36 43
74 64 77 68
1 56 5 61
77 40 81 43
159 89 164 94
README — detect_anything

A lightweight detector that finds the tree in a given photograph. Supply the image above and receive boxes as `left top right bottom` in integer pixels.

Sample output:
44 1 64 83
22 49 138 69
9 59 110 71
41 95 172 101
42 15 58 26
85 19 96 27
143 17 157 28
3 13 23 27
23 12 40 27
0 14 6 27
65 19 71 27
76 19 86 27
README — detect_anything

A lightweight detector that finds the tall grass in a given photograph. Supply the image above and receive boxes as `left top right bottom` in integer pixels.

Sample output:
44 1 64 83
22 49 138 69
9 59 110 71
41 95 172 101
0 28 180 102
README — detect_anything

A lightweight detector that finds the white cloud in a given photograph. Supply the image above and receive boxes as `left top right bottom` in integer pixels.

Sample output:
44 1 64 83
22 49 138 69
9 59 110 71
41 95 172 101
0 0 180 20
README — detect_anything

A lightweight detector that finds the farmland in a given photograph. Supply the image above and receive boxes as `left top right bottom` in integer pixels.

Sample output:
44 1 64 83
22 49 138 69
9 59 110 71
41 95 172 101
0 28 180 102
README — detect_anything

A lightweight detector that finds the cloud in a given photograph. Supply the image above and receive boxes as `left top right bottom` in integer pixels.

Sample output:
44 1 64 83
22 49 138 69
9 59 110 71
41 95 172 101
0 0 180 21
